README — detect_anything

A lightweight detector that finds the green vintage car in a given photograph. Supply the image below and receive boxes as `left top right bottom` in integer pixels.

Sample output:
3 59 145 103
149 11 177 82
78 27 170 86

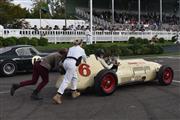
0 45 48 76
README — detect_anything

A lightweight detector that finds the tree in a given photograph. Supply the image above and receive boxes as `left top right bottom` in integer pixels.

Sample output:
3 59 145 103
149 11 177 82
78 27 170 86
0 3 29 27
30 0 66 19
0 0 7 3
48 0 65 18
30 1 50 18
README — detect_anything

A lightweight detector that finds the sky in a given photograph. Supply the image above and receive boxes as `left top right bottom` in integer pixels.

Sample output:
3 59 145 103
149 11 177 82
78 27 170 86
9 0 35 10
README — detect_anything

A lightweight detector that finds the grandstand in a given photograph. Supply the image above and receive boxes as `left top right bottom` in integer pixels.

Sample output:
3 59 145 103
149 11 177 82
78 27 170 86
73 0 179 30
0 0 179 43
67 0 179 15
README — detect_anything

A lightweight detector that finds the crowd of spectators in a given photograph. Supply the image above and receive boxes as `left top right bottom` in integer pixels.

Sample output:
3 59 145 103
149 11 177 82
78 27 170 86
92 10 180 31
31 25 90 31
93 11 179 25
2 9 179 32
75 7 180 31
29 21 179 32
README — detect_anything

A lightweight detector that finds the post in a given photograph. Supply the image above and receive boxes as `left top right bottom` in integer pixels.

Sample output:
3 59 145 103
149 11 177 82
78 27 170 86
65 0 67 28
39 0 42 37
90 0 93 44
179 0 180 12
112 0 114 25
39 10 42 29
138 0 141 24
160 0 163 23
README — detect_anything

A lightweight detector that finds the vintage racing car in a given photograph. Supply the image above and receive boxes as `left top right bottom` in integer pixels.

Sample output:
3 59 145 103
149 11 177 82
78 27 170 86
56 54 174 96
0 45 48 76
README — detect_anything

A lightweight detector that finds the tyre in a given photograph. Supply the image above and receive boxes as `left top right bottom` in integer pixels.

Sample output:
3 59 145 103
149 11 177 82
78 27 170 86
0 61 17 77
157 65 173 85
94 69 118 96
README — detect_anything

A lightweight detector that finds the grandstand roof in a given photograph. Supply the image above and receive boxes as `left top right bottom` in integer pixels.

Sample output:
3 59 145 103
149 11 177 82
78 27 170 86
67 0 178 15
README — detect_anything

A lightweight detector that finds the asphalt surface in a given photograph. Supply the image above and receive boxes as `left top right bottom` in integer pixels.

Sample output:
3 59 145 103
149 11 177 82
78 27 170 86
0 56 180 120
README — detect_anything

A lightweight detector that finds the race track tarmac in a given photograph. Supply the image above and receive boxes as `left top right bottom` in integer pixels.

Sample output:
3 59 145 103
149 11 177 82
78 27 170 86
0 56 180 120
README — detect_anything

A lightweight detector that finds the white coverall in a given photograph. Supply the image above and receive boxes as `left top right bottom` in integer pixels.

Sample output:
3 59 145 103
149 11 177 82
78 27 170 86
58 46 87 94
85 29 91 45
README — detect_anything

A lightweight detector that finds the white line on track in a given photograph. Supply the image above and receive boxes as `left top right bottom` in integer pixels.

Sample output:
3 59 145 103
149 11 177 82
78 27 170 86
157 56 180 59
0 90 9 94
173 80 180 83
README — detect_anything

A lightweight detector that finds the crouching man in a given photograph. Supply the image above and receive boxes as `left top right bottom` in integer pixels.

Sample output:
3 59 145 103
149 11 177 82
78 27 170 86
10 48 68 100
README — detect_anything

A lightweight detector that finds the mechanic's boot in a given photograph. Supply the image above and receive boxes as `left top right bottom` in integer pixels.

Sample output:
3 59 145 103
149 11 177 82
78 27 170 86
31 90 43 100
10 84 20 96
52 93 62 104
72 90 81 98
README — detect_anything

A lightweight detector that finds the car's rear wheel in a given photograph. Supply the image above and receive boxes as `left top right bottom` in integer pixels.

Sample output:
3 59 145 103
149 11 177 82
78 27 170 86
157 65 173 85
0 61 17 77
94 69 117 96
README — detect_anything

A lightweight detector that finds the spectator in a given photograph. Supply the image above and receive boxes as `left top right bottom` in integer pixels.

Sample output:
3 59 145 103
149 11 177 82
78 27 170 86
85 27 91 45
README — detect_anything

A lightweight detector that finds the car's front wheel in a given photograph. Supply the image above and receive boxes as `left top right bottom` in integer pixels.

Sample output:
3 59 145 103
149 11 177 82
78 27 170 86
0 61 17 77
94 69 118 96
157 65 173 85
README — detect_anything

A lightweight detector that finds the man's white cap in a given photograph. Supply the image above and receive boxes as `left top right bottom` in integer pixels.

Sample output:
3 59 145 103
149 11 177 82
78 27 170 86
73 39 83 45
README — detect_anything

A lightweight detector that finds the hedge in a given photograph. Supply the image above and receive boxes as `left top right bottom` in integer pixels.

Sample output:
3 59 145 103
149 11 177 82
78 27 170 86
38 37 48 46
0 37 3 47
158 38 165 43
146 44 164 54
16 37 29 45
2 37 16 46
119 46 133 56
0 37 49 47
28 37 38 46
0 37 164 56
128 37 136 44
128 37 149 44
84 43 164 56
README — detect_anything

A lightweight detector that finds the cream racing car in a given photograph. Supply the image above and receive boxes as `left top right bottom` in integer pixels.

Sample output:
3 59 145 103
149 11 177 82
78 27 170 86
56 54 174 96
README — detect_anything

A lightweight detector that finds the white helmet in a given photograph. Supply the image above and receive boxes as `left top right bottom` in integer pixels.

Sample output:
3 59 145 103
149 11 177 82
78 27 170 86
32 55 41 64
73 39 83 45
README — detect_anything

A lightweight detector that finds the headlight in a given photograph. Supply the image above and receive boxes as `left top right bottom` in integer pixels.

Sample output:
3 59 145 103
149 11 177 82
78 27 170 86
0 59 4 62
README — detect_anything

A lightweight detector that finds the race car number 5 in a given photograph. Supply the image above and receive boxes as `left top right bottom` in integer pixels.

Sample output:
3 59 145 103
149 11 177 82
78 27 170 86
78 64 91 77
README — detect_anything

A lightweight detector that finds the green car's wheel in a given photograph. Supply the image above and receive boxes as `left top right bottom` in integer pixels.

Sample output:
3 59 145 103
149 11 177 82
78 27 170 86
0 61 17 77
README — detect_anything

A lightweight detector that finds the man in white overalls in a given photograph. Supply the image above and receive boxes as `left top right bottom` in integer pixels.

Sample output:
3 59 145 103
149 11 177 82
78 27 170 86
53 39 87 104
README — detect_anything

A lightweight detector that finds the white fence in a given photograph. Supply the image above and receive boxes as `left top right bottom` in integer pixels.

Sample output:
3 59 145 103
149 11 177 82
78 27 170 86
0 29 179 43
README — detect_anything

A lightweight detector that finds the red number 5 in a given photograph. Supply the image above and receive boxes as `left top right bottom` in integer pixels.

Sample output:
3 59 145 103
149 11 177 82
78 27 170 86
78 64 91 77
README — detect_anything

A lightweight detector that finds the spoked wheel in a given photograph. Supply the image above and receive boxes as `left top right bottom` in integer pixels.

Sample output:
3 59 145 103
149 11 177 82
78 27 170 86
0 61 17 77
157 65 173 85
94 69 117 96
101 74 116 94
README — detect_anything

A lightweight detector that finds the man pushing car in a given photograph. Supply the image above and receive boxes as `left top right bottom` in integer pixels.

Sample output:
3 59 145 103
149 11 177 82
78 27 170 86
52 39 87 104
10 48 68 100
